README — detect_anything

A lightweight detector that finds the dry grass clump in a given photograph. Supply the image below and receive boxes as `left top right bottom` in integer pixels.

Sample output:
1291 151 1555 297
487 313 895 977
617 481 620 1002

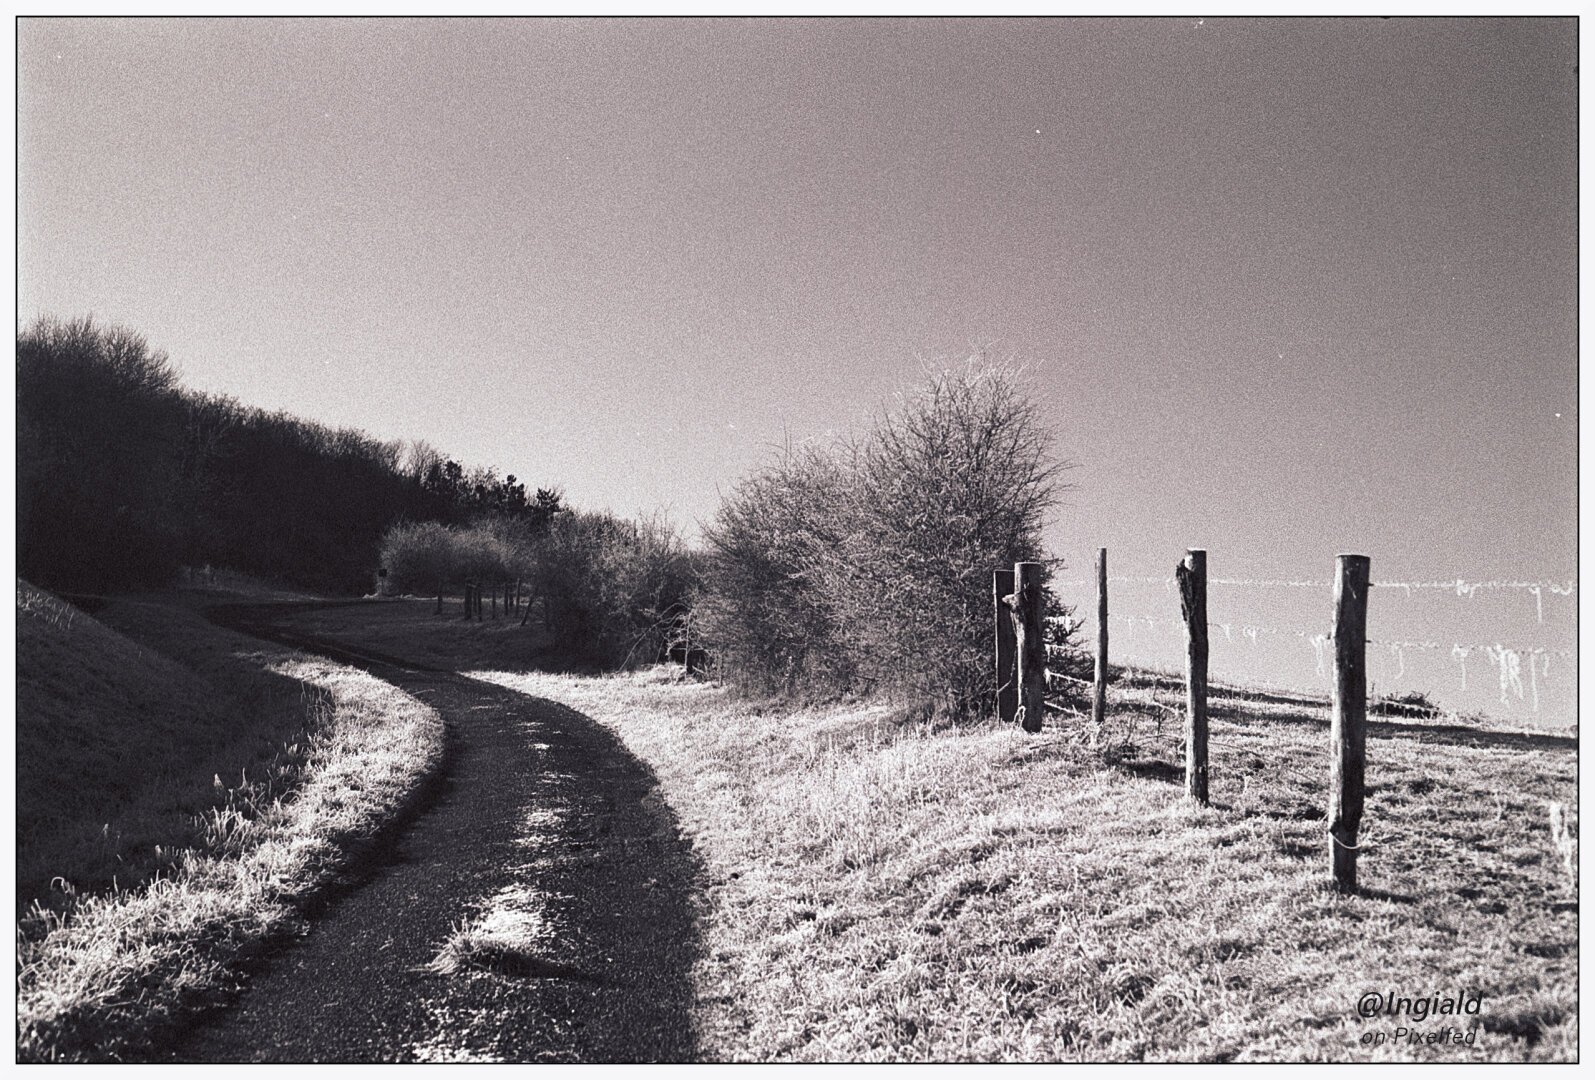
474 666 1576 1062
15 588 445 1062
429 885 576 979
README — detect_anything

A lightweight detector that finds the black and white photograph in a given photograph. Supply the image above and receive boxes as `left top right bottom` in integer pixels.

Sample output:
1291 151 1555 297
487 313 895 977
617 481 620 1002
13 15 1580 1063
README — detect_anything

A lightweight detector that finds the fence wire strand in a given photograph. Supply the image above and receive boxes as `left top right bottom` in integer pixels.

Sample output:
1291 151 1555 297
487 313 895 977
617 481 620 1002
1046 606 1572 712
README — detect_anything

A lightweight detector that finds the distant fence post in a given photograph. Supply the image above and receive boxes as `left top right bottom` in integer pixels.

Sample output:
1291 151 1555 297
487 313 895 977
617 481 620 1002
1177 549 1209 804
463 582 474 620
491 585 499 619
476 583 484 621
993 568 1017 722
1092 547 1108 739
1330 553 1370 891
436 582 443 616
1013 561 1045 734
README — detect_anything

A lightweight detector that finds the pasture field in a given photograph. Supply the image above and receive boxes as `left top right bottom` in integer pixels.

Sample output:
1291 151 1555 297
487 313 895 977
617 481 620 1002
15 582 445 1062
469 665 1577 1062
283 593 557 672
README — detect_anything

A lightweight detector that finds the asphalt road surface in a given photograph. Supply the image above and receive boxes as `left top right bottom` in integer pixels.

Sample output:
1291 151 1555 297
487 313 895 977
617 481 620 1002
172 603 702 1063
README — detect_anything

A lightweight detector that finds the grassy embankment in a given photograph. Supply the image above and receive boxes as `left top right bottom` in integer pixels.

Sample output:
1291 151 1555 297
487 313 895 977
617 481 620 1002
15 580 446 1062
222 600 1579 1062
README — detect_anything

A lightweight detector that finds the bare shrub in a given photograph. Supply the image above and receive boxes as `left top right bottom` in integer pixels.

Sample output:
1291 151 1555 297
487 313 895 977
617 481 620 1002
695 441 855 695
700 362 1077 718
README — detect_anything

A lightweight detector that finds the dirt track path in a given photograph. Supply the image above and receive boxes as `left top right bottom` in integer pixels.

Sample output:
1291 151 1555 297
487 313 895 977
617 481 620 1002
173 604 701 1063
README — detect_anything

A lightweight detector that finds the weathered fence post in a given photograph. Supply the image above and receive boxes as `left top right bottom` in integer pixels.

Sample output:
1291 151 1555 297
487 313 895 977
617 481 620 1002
993 568 1018 722
463 582 473 620
491 585 498 619
1330 553 1370 891
1012 561 1045 734
436 582 443 615
1177 548 1209 804
1092 547 1108 740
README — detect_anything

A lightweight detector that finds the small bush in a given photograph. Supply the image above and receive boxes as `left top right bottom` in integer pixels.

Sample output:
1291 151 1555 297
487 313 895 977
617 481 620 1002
533 511 698 667
1373 689 1442 719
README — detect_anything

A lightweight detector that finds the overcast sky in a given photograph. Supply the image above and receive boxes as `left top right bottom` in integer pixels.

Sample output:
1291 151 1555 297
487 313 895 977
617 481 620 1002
17 17 1577 719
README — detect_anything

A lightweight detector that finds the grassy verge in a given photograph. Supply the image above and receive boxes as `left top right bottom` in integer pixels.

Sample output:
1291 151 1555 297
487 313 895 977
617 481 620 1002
471 666 1576 1062
15 583 446 1062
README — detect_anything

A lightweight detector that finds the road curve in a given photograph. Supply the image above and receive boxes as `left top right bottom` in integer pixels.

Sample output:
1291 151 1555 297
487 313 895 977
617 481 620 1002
172 603 702 1063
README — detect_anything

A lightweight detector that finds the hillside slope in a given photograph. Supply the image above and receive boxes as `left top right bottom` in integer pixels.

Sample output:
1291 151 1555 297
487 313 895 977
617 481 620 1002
16 582 307 903
16 584 446 1061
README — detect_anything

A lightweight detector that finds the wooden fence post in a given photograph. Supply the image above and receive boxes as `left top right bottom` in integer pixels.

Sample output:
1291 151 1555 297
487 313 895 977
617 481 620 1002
1177 548 1209 804
463 582 473 620
476 584 484 621
1013 561 1045 734
1092 547 1108 739
436 582 443 615
1330 553 1370 891
993 568 1017 722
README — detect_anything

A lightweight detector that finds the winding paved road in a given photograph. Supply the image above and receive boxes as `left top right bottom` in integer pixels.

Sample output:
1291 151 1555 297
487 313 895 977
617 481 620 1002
173 604 702 1063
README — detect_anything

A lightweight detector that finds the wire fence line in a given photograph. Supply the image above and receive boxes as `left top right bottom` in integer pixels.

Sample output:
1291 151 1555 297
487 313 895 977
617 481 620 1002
1045 604 1572 713
1055 574 1575 622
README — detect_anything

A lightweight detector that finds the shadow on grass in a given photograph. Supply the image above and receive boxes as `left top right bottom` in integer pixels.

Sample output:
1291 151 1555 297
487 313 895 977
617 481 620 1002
1214 701 1574 755
1349 884 1419 906
1114 670 1573 755
1112 757 1184 785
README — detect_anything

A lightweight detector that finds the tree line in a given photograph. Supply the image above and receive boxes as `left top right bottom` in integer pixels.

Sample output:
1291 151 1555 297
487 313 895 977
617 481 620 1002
16 316 562 595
